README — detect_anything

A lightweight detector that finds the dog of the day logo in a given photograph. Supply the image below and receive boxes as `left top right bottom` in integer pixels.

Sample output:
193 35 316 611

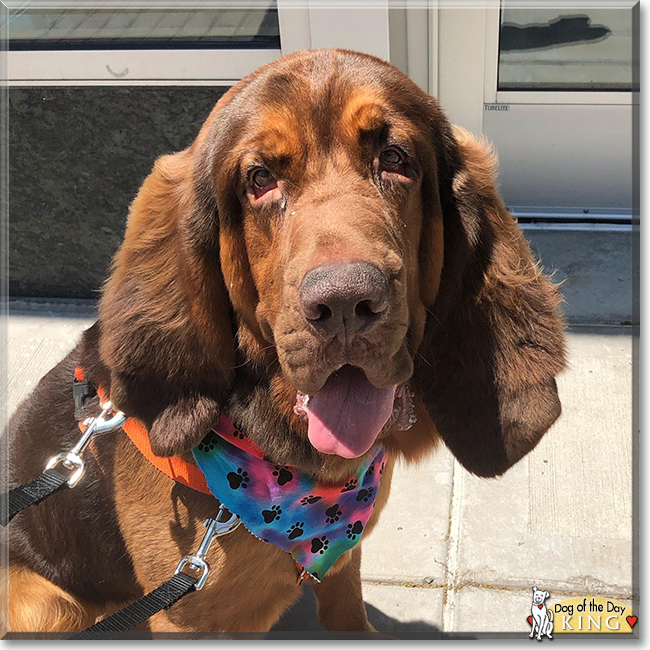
527 588 636 638
528 587 554 640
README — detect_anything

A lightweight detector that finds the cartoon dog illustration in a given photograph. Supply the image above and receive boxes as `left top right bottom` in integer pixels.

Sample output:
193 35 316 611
530 587 554 640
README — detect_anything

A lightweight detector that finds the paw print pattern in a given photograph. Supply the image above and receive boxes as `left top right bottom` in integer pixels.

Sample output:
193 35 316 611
356 487 374 503
261 505 282 523
227 467 249 490
346 520 364 540
273 466 294 486
365 464 375 478
341 478 358 493
310 536 329 555
300 495 322 505
232 427 246 440
379 462 385 476
287 522 304 540
325 504 342 524
196 431 219 452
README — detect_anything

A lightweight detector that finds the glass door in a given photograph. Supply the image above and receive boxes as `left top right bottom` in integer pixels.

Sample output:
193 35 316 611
7 4 283 84
7 1 415 86
438 2 637 225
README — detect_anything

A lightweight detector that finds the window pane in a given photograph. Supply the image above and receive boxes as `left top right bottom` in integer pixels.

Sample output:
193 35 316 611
9 6 280 50
498 8 635 91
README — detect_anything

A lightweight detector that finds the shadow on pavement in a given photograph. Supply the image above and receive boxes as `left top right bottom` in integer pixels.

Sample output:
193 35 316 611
271 585 476 640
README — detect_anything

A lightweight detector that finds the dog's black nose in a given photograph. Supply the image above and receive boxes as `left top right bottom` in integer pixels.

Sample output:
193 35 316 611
299 262 389 336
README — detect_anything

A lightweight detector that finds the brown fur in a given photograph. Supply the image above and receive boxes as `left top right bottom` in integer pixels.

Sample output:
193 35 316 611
4 49 565 635
6 567 99 633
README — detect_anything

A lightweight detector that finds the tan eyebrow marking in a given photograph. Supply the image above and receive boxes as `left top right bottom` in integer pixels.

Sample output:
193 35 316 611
340 87 387 143
255 108 303 162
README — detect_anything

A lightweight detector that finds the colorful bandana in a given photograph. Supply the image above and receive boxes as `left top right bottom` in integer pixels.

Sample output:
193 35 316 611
192 414 385 581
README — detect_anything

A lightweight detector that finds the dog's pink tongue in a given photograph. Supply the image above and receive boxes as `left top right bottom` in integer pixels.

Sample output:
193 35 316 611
307 367 396 459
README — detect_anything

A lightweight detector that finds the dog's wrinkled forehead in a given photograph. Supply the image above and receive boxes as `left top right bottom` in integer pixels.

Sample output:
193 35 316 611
247 85 385 163
210 55 429 177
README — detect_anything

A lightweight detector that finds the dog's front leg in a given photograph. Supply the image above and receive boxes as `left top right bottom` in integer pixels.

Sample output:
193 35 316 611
312 546 375 633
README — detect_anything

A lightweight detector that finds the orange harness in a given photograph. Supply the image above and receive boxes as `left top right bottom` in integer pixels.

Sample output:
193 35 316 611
120 419 211 494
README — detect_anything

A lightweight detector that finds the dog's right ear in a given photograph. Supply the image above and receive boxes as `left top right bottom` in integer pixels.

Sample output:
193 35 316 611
415 119 566 478
98 137 236 457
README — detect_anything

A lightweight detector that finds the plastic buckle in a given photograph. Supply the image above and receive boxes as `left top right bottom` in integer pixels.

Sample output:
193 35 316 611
73 376 97 421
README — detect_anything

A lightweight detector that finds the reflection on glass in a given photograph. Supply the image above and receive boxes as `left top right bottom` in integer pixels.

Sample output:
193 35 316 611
8 5 280 50
498 8 635 91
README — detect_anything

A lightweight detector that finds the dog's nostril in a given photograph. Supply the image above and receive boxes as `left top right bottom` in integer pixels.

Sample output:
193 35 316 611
354 300 376 320
314 305 332 322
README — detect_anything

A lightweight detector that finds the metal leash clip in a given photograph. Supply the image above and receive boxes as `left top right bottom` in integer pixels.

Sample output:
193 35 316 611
45 401 126 487
174 504 241 590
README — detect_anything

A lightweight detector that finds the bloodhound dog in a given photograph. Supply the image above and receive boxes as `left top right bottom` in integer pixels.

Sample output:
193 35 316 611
4 49 566 636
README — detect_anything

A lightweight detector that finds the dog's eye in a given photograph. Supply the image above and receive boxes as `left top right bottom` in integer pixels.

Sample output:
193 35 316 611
252 168 276 190
379 148 404 168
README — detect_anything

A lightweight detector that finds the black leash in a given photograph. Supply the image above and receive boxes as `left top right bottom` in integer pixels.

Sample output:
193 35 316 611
71 507 241 640
0 469 70 526
7 371 242 637
71 573 197 640
1 402 126 527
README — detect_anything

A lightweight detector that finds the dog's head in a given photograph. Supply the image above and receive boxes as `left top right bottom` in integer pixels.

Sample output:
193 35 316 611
532 587 550 605
98 49 566 476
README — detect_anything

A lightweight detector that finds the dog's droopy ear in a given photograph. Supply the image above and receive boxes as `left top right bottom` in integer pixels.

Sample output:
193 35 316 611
98 142 236 457
415 124 567 478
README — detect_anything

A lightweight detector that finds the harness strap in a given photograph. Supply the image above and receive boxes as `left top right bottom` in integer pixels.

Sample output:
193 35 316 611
122 418 211 494
70 573 197 640
0 469 70 527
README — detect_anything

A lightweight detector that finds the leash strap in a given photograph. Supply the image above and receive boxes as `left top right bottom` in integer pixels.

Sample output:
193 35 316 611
0 469 69 527
70 572 198 640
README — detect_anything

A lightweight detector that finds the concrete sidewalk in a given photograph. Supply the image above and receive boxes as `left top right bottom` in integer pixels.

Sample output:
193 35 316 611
5 299 636 638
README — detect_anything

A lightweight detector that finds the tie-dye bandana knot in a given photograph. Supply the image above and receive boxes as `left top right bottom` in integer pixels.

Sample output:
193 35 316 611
192 414 385 581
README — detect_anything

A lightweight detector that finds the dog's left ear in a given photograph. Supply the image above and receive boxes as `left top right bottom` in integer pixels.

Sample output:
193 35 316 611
98 123 237 457
415 118 567 478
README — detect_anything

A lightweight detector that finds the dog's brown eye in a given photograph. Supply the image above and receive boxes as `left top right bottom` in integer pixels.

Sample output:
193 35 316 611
252 168 275 189
379 148 404 167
